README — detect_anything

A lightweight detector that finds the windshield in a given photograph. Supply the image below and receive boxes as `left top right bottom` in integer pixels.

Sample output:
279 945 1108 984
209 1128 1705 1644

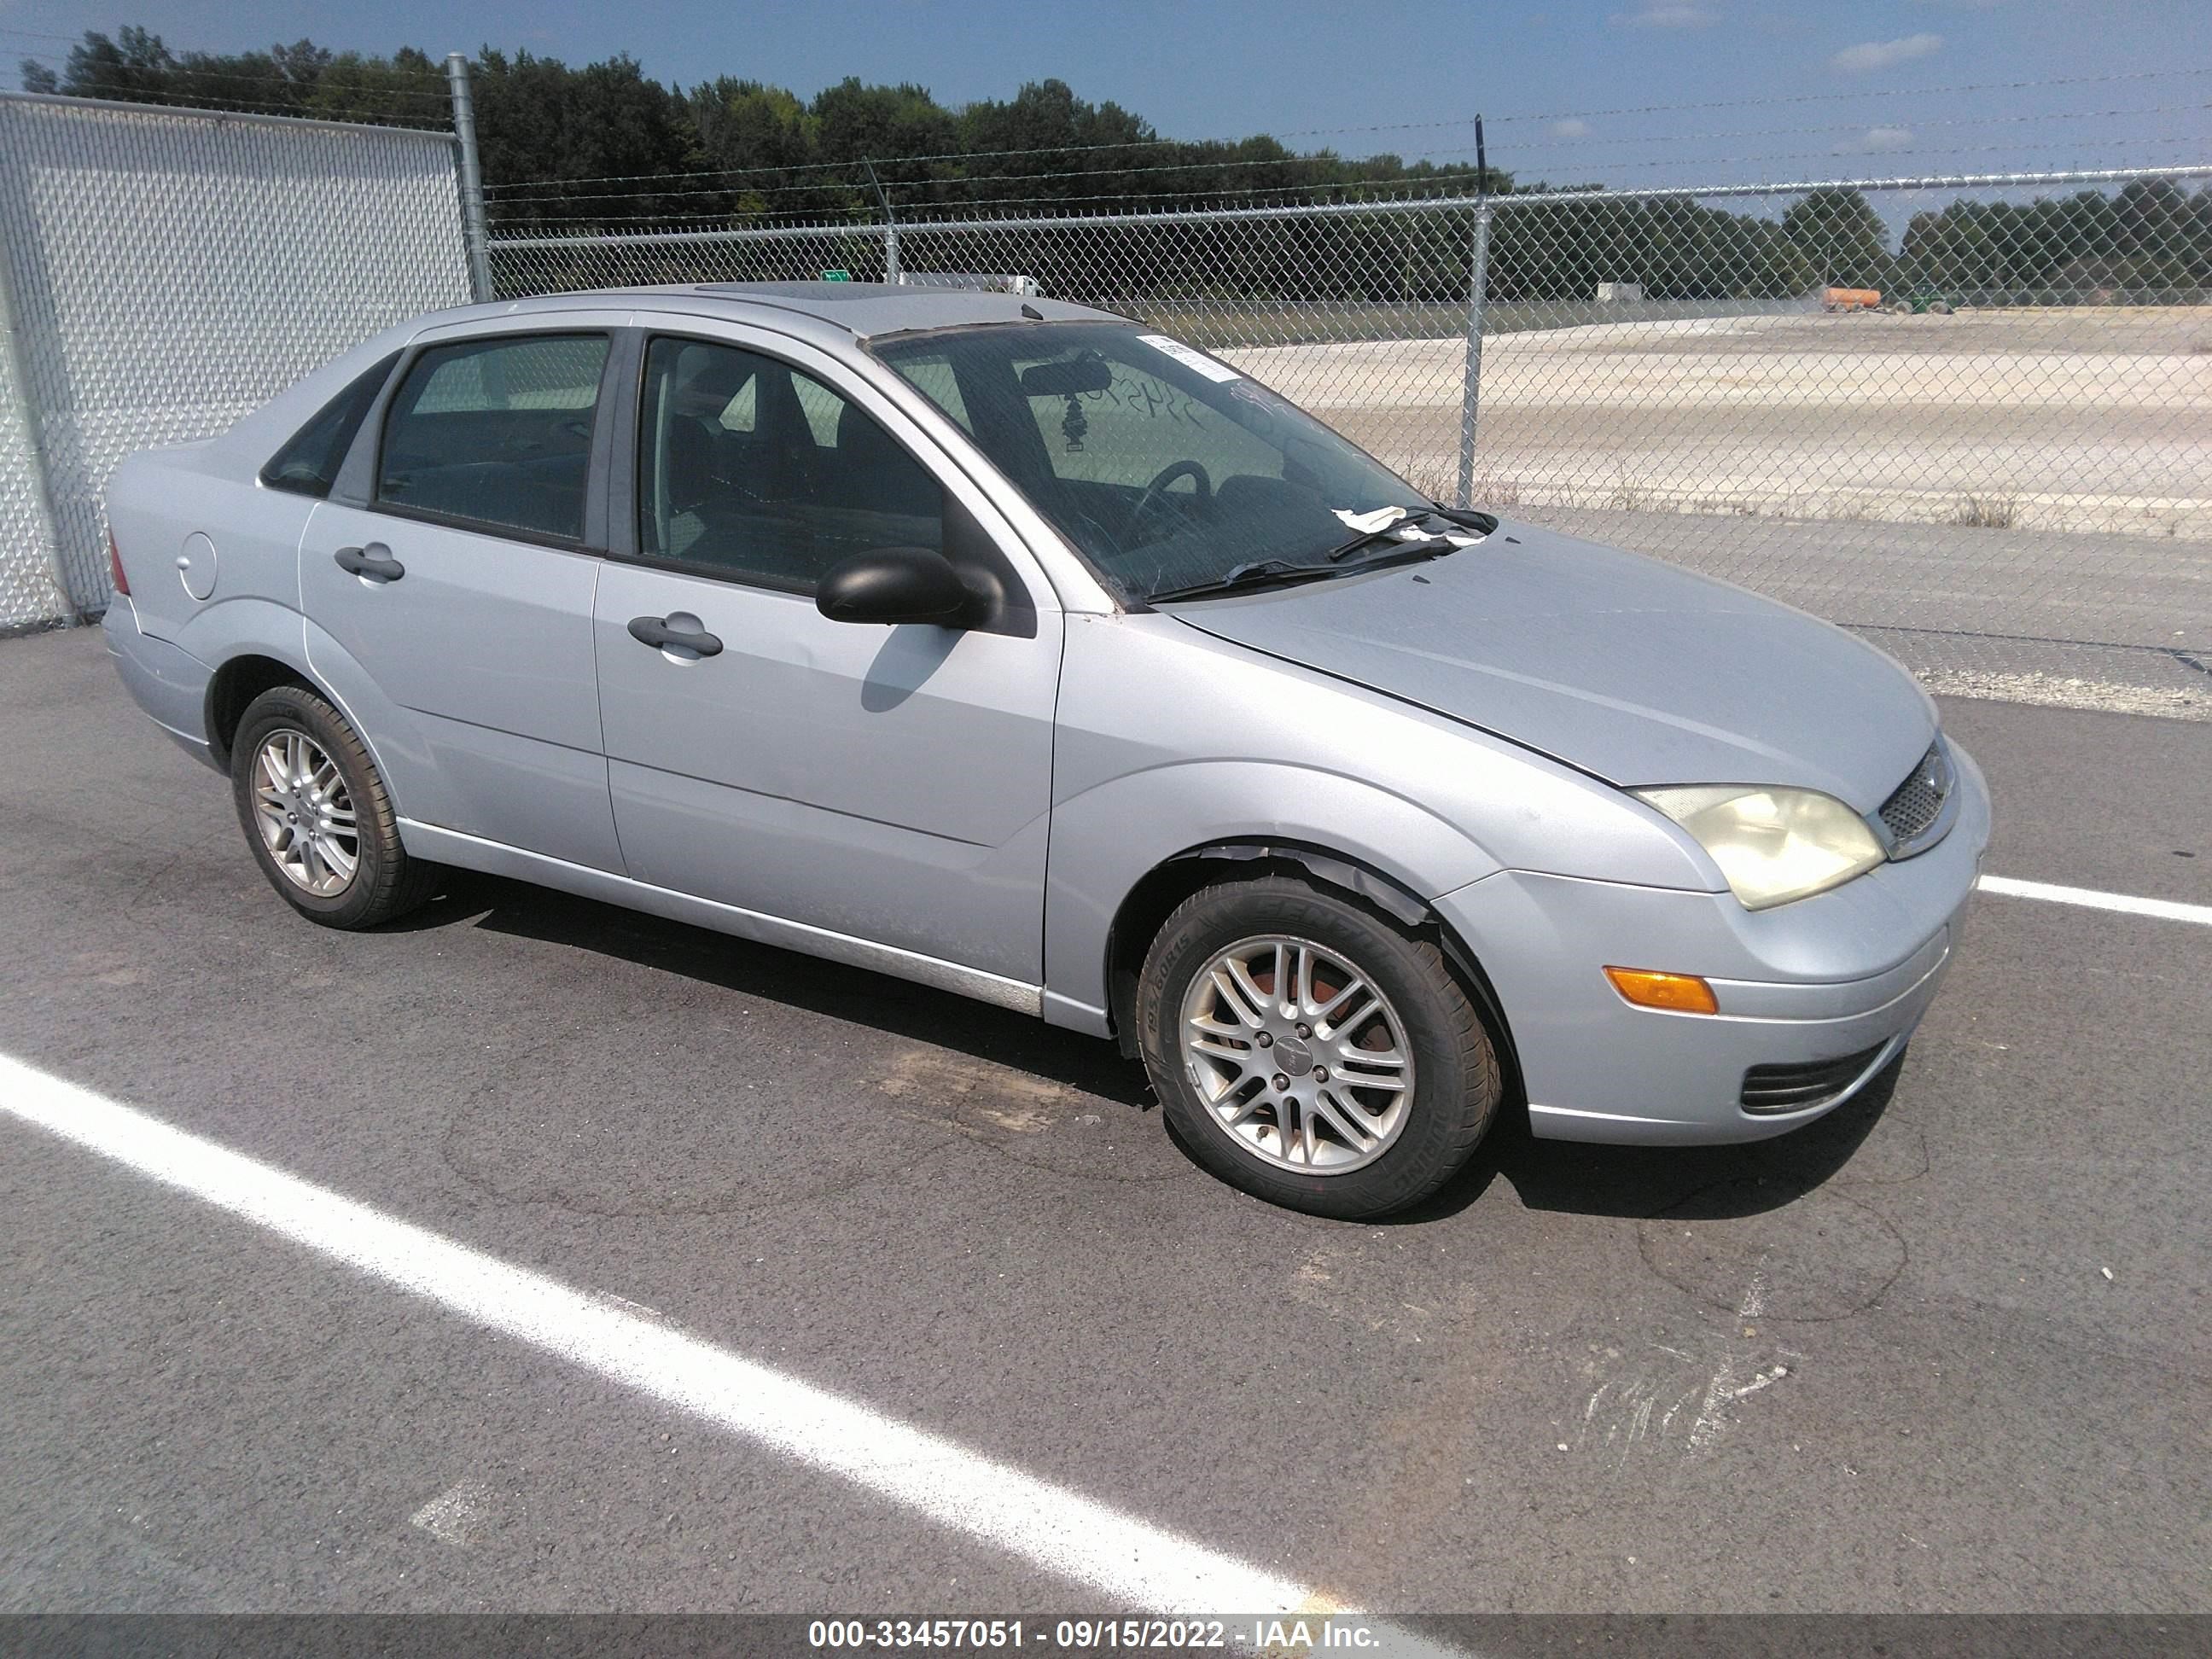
871 322 1435 601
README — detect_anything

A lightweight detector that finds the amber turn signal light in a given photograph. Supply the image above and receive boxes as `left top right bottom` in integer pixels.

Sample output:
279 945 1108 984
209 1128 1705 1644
1603 966 1719 1016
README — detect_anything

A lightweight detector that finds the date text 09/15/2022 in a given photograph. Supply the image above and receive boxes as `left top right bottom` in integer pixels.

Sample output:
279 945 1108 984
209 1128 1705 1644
806 1617 1385 1650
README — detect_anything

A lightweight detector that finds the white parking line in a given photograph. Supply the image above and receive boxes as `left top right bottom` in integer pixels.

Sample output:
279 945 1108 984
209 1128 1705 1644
0 1051 1323 1615
1979 873 2212 927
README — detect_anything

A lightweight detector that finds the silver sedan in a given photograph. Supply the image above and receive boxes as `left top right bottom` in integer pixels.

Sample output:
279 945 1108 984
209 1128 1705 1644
102 282 1988 1217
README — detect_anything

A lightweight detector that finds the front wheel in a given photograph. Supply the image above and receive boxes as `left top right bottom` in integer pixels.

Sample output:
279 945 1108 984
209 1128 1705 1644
1137 876 1502 1218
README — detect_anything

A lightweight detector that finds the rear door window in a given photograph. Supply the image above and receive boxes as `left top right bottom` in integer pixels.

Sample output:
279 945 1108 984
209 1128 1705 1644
375 334 609 542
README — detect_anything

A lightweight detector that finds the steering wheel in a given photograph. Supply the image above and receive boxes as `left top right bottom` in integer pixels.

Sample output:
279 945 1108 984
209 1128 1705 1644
1125 460 1213 540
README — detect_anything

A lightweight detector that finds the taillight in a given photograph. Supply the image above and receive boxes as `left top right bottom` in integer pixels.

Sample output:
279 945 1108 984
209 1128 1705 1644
107 528 130 596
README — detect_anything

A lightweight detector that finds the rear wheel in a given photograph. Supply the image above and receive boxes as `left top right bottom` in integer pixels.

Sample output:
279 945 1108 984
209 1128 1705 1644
230 684 436 928
1137 876 1501 1218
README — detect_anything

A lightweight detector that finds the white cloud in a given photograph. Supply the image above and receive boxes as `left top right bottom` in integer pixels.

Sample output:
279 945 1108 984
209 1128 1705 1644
1551 118 1592 139
1835 124 1916 154
1615 5 1719 27
1831 32 1944 73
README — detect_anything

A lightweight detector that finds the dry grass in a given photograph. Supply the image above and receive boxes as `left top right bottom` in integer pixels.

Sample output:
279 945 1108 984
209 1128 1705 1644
1408 469 1523 509
1951 493 2020 530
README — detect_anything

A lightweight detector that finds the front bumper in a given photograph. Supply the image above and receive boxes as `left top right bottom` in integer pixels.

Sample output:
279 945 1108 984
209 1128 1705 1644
1436 742 1990 1144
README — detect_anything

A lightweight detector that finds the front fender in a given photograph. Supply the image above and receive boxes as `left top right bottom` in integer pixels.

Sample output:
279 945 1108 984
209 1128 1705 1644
1042 758 1502 1023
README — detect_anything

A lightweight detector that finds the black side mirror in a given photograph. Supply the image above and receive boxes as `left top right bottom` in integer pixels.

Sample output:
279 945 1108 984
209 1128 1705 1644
816 545 974 627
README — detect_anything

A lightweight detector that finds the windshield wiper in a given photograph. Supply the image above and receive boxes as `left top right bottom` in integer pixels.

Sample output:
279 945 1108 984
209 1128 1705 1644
1147 557 1338 604
1148 538 1459 604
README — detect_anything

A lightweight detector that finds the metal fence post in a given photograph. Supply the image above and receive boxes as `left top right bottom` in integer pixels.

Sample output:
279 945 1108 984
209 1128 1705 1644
445 53 495 302
863 160 900 284
1454 199 1492 509
0 230 76 624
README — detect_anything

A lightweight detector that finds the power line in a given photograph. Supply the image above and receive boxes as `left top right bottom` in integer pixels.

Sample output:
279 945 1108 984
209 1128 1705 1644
1313 65 2212 134
1441 102 2212 157
2 73 452 125
490 125 2209 222
495 137 2206 231
493 147 1484 209
1452 133 2210 180
0 24 94 44
486 73 2212 199
2 61 455 103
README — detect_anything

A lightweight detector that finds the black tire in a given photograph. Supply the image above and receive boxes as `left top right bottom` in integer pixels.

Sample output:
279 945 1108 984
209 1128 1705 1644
1136 876 1501 1218
230 683 438 929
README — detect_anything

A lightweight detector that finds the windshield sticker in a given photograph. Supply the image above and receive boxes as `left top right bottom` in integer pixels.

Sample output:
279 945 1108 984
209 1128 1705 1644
1137 334 1243 383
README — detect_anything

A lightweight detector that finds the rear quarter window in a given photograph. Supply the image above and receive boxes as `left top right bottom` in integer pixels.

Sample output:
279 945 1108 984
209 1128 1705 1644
259 352 400 498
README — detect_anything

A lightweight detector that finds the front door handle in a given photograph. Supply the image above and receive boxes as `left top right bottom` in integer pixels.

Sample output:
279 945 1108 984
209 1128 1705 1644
627 614 724 657
335 544 405 582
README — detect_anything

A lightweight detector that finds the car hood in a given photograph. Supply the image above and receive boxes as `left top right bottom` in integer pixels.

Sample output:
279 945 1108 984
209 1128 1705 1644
1158 520 1935 812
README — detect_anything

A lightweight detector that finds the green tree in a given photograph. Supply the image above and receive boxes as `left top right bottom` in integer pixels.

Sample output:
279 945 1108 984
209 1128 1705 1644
1781 188 1892 290
471 48 707 226
685 79 830 217
49 26 178 99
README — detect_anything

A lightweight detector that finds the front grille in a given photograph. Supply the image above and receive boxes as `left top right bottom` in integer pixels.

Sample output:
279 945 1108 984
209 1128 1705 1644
1741 1043 1889 1114
1877 739 1953 853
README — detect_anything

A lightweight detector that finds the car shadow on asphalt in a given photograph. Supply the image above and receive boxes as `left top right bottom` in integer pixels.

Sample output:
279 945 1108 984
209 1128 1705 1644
388 872 1157 1108
391 871 1901 1224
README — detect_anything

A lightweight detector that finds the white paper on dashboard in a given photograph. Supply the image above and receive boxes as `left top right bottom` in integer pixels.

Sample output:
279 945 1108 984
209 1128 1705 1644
1137 333 1243 382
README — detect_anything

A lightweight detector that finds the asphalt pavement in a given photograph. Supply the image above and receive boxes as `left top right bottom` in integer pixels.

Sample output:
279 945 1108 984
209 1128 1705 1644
0 622 2205 1617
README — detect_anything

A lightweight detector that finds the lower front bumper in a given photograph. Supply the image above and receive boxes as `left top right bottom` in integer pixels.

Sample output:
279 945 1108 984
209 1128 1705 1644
1517 940 1947 1145
1435 746 1988 1145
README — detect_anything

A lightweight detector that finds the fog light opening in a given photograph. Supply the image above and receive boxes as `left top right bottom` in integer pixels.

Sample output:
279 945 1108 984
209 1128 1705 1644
1604 966 1719 1016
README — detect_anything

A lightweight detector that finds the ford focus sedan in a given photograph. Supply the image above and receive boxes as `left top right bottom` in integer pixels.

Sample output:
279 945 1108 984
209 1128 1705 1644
102 282 1988 1217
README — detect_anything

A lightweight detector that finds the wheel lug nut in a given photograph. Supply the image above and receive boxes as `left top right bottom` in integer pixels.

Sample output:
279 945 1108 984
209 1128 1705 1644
1255 1032 1273 1047
1313 1066 1329 1081
1295 1023 1312 1039
1272 1074 1289 1091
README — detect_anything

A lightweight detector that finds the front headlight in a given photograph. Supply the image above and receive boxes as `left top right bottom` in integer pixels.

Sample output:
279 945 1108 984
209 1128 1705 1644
1635 784 1885 911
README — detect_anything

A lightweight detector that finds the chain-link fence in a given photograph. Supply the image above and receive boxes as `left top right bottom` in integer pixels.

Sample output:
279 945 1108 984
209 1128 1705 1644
491 166 2212 708
0 92 472 630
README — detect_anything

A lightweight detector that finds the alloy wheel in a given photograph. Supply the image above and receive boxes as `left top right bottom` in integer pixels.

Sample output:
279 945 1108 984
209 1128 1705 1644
250 728 359 898
1179 934 1415 1173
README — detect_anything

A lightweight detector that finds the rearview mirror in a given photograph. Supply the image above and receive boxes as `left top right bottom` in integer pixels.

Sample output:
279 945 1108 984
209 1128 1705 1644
816 546 974 627
1018 354 1113 399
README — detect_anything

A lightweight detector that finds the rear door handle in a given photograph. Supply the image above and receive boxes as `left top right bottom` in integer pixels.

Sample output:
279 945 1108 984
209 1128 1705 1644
335 544 405 582
627 614 724 657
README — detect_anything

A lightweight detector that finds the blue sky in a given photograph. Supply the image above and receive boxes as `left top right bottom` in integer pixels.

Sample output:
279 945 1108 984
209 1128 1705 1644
3 1 2206 189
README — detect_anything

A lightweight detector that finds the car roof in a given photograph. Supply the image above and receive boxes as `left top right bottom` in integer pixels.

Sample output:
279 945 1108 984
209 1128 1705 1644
452 282 1122 343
